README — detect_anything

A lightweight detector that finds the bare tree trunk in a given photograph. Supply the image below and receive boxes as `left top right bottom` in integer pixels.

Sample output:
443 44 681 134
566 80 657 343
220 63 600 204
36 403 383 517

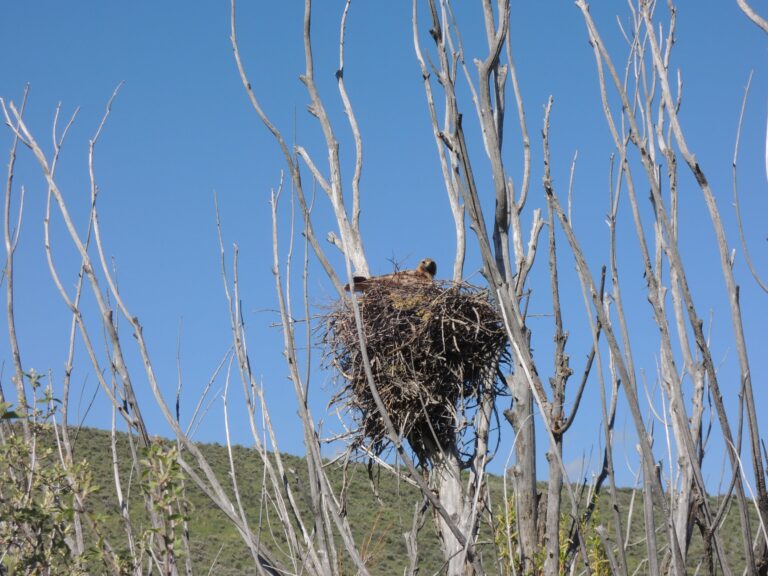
431 448 471 576
543 436 563 576
505 371 537 573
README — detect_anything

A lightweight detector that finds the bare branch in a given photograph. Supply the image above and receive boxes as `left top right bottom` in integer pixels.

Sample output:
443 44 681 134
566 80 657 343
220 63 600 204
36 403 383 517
732 71 768 293
736 0 768 33
337 0 364 233
230 0 346 291
640 4 767 568
412 0 466 281
2 87 29 432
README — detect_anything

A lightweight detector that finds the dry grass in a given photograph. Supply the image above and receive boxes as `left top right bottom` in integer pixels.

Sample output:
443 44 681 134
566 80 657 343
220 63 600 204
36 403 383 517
322 281 510 461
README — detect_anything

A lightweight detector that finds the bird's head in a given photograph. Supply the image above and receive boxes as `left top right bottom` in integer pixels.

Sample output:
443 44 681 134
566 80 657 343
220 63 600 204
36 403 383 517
418 258 437 278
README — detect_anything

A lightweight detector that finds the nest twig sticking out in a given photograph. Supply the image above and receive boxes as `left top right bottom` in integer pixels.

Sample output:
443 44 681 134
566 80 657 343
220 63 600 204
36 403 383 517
322 281 510 462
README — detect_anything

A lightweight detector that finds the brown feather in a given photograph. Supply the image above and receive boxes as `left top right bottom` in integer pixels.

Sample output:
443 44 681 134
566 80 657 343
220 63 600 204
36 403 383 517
343 258 436 292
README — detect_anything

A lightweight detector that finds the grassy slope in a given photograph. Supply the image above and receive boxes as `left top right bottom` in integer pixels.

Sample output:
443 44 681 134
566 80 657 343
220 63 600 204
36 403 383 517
67 427 754 574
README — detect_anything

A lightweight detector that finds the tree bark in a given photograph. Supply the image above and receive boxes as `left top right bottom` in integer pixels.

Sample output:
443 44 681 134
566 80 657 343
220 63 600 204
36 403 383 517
505 371 538 573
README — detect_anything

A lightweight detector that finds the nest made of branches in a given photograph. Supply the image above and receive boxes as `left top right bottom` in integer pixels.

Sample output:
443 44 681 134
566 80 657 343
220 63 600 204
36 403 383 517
321 280 510 461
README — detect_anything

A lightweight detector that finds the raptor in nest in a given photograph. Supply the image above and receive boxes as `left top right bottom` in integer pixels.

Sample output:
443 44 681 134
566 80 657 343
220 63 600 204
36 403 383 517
344 258 437 292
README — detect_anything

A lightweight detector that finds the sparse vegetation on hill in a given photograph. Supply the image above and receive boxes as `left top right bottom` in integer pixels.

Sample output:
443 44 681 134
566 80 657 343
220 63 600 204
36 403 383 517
2 424 757 574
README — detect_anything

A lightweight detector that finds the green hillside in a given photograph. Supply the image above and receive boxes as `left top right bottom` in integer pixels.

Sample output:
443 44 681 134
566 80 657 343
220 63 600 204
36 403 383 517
8 425 758 574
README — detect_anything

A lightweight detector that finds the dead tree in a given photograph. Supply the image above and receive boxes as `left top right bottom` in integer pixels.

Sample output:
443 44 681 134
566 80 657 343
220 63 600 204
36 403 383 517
1 1 766 575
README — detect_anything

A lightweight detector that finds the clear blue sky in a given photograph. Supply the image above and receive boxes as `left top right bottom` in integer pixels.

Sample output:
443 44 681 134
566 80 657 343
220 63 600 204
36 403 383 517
1 2 766 489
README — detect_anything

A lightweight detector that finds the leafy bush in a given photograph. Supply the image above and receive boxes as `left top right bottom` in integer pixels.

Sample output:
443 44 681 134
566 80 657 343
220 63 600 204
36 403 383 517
0 376 96 575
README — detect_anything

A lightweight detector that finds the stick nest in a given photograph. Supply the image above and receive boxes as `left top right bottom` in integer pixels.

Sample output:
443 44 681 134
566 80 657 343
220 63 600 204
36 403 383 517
322 281 510 460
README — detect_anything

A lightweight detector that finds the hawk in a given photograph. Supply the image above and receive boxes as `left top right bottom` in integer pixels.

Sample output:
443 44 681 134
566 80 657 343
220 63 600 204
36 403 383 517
344 258 437 292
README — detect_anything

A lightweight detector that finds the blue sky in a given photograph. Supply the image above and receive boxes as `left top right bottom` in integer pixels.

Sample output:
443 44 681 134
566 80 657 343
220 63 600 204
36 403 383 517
1 2 767 490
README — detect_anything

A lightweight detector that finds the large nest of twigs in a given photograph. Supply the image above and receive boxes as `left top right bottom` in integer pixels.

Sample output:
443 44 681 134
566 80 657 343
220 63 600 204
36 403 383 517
322 281 510 460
